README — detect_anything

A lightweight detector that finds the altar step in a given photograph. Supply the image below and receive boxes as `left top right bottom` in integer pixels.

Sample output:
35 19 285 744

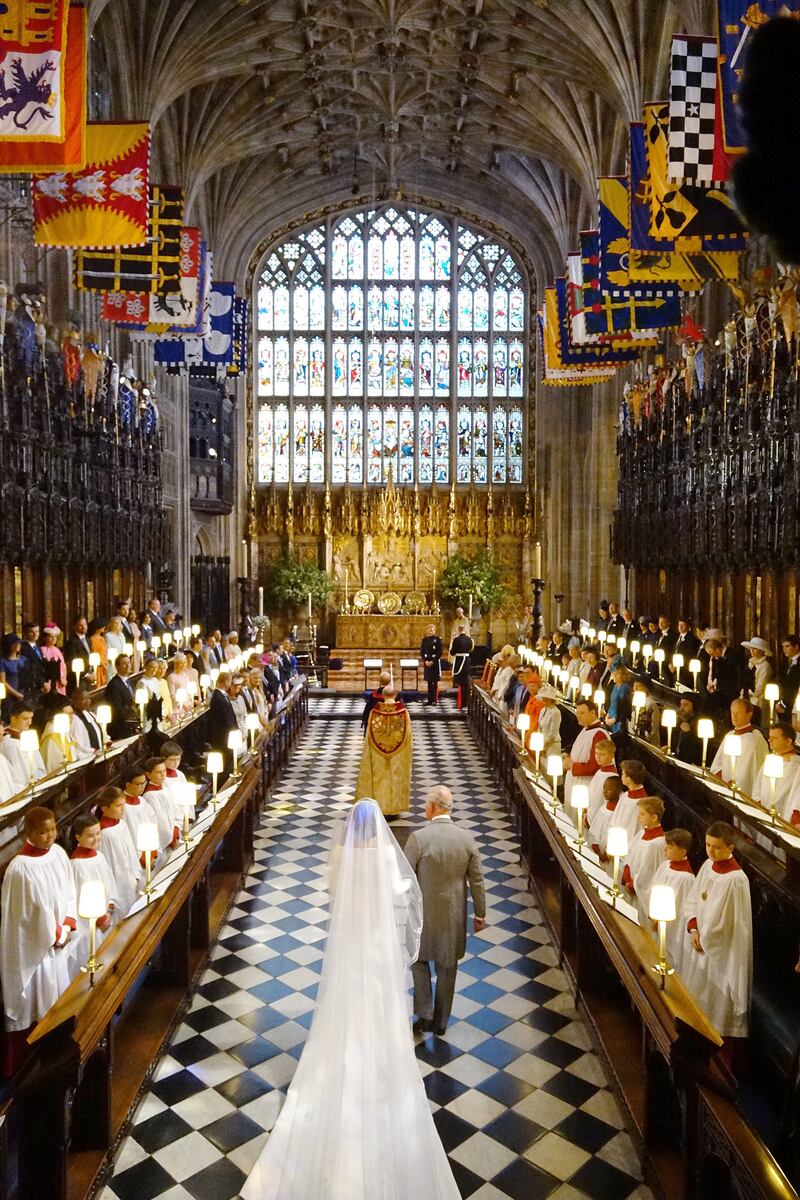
323 646 453 693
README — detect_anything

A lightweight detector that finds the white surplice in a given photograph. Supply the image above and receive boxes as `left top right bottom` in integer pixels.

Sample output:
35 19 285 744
0 844 77 1030
587 766 618 825
682 859 752 1037
70 850 119 962
98 819 142 916
709 727 767 797
649 858 695 979
0 734 46 790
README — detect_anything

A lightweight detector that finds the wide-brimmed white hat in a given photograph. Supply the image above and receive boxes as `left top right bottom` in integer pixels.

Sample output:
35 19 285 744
538 684 560 700
742 637 772 655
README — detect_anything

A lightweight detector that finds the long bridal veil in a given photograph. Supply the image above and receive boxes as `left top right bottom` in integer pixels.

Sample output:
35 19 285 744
241 798 461 1200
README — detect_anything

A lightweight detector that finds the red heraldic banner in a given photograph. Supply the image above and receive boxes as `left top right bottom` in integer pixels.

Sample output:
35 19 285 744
101 226 201 325
33 121 150 246
0 2 86 173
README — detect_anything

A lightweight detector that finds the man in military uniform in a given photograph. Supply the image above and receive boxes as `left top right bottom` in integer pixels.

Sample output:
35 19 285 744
420 624 443 706
450 626 474 711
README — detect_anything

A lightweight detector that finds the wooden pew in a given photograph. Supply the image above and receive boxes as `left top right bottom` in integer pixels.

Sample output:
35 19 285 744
469 687 797 1200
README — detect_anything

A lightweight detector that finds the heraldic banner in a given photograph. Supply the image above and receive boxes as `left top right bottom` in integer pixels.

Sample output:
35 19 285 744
33 121 150 247
0 2 86 173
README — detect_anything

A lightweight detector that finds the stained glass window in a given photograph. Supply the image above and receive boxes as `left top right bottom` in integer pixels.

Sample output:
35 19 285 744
255 206 527 485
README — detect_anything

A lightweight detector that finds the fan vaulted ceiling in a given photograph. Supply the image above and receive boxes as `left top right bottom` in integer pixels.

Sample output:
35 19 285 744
90 0 713 285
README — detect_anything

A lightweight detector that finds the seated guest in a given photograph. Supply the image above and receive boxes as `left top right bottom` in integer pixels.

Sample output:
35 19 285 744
105 654 139 738
630 680 661 746
18 622 50 698
103 617 127 679
40 698 76 773
649 829 695 978
121 767 162 862
536 684 562 759
587 737 618 824
621 796 666 921
0 700 46 789
710 698 767 795
96 787 143 913
778 634 800 716
683 822 752 1040
611 759 649 843
673 697 703 766
69 686 105 757
63 616 95 692
0 807 76 1068
224 631 240 663
704 634 742 715
70 812 117 951
589 775 625 858
523 668 544 731
40 624 66 694
742 637 773 713
562 699 610 810
604 665 632 738
143 757 181 853
758 724 800 823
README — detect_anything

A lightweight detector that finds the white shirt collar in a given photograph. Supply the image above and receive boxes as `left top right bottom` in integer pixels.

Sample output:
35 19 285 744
431 814 451 822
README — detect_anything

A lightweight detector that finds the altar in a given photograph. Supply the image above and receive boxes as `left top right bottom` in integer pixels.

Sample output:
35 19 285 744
335 614 442 650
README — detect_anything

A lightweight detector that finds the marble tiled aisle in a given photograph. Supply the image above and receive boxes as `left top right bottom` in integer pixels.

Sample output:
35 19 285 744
101 697 655 1200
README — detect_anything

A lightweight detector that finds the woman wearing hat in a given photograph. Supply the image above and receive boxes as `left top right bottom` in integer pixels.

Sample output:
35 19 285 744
40 623 67 695
742 637 773 712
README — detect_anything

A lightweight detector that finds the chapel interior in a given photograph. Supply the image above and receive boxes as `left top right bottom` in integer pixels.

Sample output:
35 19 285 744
0 1 799 1199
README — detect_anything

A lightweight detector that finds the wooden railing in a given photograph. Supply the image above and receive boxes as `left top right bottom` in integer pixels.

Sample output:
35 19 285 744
469 685 799 1200
0 683 308 1200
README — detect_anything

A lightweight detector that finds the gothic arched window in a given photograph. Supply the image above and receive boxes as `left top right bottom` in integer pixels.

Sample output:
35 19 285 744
256 206 528 486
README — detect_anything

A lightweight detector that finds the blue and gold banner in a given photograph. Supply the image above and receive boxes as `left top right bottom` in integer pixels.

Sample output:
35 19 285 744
717 0 800 153
579 229 680 338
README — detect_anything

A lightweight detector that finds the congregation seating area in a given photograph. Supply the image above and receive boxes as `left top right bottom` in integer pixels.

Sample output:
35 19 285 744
469 684 800 1199
0 685 308 1200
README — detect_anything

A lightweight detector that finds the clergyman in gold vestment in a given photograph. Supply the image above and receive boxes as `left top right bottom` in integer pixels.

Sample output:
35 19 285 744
355 690 413 815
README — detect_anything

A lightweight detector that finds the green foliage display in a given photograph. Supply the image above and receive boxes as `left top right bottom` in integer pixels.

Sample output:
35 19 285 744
438 550 505 613
264 554 333 611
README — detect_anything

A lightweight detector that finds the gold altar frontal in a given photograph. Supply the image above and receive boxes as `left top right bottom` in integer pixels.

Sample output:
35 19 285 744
335 614 442 650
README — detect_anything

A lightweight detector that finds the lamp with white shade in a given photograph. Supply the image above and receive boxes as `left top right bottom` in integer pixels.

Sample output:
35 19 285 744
52 711 72 769
176 782 197 851
135 686 148 730
762 753 784 822
697 718 715 771
689 658 701 690
516 712 530 756
136 822 159 901
71 657 84 686
207 750 223 803
593 688 605 717
606 826 628 908
529 730 544 774
723 732 742 790
672 652 683 680
649 884 677 988
580 682 593 700
78 880 107 981
546 754 562 809
765 682 780 724
571 784 589 853
245 711 260 751
199 673 211 700
96 704 111 755
661 708 677 755
228 728 243 777
19 729 39 787
653 647 665 679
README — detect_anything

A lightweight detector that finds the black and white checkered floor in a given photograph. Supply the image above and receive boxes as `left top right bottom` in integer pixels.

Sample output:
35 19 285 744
100 698 655 1200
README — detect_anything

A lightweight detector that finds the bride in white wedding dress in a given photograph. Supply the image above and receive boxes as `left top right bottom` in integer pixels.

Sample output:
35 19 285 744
241 797 461 1200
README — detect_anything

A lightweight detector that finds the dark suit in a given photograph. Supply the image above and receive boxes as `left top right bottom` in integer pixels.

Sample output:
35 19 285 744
148 608 167 635
63 632 93 691
420 635 443 705
705 649 742 714
606 614 625 638
674 722 703 767
208 688 239 766
19 640 50 695
105 673 139 738
780 659 800 712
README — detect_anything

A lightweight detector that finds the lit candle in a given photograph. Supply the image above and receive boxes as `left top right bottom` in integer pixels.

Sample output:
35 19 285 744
258 585 264 618
468 593 473 620
534 541 542 578
307 592 312 621
344 568 349 610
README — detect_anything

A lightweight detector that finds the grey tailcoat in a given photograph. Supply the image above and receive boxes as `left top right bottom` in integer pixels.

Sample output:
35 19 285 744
404 818 486 966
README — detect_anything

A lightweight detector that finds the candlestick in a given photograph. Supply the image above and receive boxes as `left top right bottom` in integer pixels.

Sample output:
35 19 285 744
546 754 562 808
689 658 701 690
606 826 628 908
649 885 676 988
697 718 714 771
723 732 742 791
137 823 159 902
246 711 260 751
765 682 779 725
71 657 83 686
516 712 530 756
529 730 544 773
661 708 677 754
19 729 38 788
228 729 242 778
52 711 71 771
571 784 589 854
135 686 148 729
78 881 106 981
207 751 223 806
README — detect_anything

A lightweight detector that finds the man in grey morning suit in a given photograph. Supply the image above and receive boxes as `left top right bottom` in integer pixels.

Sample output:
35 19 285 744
405 785 486 1036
